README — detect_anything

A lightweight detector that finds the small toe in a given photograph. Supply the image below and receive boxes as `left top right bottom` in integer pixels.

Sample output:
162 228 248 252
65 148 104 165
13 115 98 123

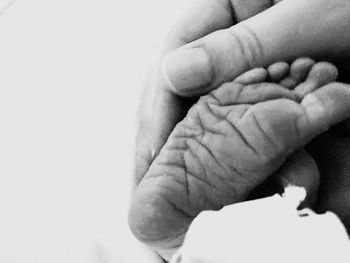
290 58 316 79
294 62 338 98
279 58 315 89
234 68 268 84
267 62 289 82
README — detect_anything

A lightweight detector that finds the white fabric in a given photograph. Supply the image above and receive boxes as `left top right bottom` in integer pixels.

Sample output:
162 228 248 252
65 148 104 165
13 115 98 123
172 187 350 263
0 0 187 262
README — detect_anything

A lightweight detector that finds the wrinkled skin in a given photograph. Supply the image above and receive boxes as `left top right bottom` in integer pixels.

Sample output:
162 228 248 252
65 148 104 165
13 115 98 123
129 60 350 260
131 0 350 261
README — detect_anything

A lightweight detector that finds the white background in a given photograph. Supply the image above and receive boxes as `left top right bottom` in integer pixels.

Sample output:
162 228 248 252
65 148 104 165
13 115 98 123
0 0 187 262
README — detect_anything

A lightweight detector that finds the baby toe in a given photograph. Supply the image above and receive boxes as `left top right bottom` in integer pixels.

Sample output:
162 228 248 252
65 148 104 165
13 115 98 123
279 58 315 89
234 68 268 84
267 61 289 82
294 62 338 98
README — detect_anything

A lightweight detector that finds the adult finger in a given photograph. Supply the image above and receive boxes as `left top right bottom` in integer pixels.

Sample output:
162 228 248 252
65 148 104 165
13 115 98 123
162 0 350 97
162 0 276 54
138 0 238 179
149 0 278 172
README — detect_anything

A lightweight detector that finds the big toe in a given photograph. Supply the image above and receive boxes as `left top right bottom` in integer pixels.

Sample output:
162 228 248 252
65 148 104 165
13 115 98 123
279 58 316 89
294 62 338 98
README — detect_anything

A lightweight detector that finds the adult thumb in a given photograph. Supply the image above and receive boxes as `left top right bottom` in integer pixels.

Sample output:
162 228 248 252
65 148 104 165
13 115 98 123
162 0 350 97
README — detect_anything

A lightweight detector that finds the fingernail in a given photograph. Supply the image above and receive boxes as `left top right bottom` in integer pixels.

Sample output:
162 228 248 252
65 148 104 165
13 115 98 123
162 48 213 95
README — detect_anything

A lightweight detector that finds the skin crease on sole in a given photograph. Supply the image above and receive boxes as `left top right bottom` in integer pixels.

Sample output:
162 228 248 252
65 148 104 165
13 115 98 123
128 58 339 260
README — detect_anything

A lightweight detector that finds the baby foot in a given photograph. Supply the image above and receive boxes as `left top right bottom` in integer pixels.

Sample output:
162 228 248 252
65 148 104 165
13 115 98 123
129 59 349 260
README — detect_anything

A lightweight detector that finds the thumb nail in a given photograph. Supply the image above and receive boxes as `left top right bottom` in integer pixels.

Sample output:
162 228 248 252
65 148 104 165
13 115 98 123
162 48 214 96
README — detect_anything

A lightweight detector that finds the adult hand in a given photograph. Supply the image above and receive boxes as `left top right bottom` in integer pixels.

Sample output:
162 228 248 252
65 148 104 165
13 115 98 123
134 0 350 187
131 0 350 260
134 0 281 187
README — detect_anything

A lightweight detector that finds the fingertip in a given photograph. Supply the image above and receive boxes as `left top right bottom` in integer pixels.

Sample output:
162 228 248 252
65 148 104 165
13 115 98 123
161 48 214 97
161 57 177 93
